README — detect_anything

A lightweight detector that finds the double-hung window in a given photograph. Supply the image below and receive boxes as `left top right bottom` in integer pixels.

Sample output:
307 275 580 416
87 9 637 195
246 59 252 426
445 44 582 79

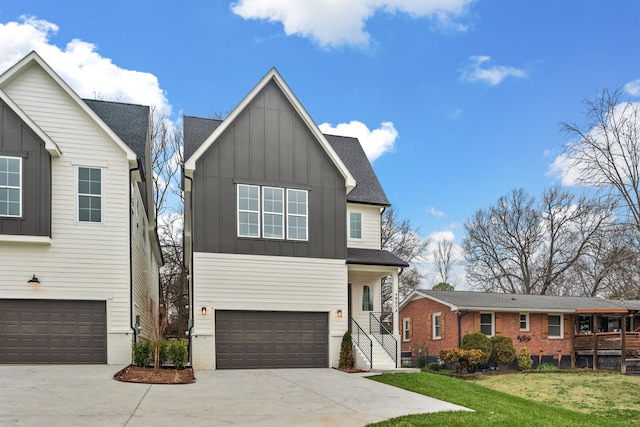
78 167 102 222
238 184 260 237
0 156 21 217
287 189 307 240
402 318 411 342
263 187 284 239
548 314 563 338
433 313 442 339
520 313 529 331
349 212 362 239
480 312 494 336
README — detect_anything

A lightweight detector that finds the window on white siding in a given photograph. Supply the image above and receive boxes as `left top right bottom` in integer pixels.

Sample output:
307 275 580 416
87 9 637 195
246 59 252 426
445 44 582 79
0 156 21 217
238 184 260 237
520 313 529 331
78 167 102 222
480 312 494 336
433 313 442 339
548 314 563 338
263 187 284 239
403 318 411 342
287 189 307 241
349 212 362 239
362 285 373 311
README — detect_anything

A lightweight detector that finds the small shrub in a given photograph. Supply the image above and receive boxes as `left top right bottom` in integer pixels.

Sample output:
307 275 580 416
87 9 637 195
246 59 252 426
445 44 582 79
461 332 491 366
490 335 516 366
168 339 188 369
440 348 486 374
416 355 427 368
132 339 152 367
426 362 440 371
339 330 354 370
517 345 533 371
159 339 170 365
537 362 558 371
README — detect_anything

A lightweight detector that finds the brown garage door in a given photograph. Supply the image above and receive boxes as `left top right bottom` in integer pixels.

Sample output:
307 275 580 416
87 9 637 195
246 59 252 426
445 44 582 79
0 299 107 364
215 310 328 369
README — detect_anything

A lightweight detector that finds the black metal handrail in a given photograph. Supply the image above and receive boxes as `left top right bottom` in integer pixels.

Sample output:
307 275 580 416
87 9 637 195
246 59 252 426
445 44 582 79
351 317 372 365
369 312 397 365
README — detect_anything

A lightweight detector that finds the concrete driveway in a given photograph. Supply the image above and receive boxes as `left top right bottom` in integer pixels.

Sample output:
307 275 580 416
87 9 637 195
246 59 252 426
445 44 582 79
0 366 469 426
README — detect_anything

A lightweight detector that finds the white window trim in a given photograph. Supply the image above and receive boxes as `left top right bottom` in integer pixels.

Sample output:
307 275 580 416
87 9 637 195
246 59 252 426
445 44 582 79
0 156 22 218
548 314 564 339
262 186 284 239
432 312 442 340
349 211 362 240
480 312 495 337
77 166 103 224
402 318 411 342
519 313 530 331
286 188 308 241
237 184 260 238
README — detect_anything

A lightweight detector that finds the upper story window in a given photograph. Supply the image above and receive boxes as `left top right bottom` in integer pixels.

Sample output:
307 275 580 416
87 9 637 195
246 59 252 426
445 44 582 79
362 285 373 311
432 313 442 339
0 156 21 217
349 212 362 239
548 314 563 338
78 167 102 223
480 312 494 336
237 184 307 241
520 313 529 331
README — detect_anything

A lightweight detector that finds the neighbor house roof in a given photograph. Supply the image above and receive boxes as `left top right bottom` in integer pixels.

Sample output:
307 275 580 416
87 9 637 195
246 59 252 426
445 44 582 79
84 99 149 163
326 135 390 207
183 115 222 160
347 248 409 268
402 289 637 313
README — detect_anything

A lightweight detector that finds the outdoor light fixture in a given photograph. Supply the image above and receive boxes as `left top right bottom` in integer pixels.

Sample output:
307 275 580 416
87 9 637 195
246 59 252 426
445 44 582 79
27 275 40 284
337 309 343 318
201 307 207 316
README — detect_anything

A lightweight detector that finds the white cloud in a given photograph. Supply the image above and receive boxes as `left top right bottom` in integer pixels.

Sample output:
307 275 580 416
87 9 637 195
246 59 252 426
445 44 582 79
429 230 455 242
0 16 171 116
426 206 445 217
461 55 526 86
624 79 640 97
319 120 398 161
231 0 475 48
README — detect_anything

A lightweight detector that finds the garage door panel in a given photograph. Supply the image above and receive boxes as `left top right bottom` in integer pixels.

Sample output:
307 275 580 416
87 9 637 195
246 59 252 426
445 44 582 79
0 299 106 364
215 310 328 369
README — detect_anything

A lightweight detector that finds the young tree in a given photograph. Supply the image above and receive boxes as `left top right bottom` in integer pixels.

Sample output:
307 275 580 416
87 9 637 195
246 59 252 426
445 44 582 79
433 239 456 286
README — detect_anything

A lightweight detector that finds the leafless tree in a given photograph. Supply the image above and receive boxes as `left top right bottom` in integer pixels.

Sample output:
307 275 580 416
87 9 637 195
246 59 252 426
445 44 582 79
433 239 455 287
463 187 614 295
380 207 431 308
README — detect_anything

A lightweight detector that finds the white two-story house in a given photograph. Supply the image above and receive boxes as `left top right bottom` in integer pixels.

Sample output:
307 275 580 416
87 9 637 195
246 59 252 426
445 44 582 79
0 52 162 364
183 68 408 370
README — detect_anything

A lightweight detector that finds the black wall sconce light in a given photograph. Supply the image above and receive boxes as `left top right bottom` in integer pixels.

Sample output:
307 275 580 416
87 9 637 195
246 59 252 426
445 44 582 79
336 309 343 318
27 275 40 284
201 307 207 316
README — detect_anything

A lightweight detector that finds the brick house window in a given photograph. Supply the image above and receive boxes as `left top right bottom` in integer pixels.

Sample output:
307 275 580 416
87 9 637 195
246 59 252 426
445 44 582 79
548 314 563 338
432 313 442 339
520 313 529 331
480 313 494 336
402 318 411 342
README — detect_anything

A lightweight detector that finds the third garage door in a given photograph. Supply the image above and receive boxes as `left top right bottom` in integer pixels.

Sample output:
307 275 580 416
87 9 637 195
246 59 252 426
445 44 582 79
215 310 328 369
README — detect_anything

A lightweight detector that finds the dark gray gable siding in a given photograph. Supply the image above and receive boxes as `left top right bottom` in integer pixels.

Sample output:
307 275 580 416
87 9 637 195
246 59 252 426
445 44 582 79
0 99 51 236
191 80 347 259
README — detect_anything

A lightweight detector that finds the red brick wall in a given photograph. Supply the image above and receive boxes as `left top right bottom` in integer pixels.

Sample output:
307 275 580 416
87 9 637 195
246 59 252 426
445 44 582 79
399 297 573 361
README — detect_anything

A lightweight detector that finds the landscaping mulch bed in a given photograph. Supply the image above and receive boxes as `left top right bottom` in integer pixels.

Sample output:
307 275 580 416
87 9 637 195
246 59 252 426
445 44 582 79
114 365 196 384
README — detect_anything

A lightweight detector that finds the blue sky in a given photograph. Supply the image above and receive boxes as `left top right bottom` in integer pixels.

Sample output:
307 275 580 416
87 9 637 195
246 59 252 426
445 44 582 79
1 0 639 286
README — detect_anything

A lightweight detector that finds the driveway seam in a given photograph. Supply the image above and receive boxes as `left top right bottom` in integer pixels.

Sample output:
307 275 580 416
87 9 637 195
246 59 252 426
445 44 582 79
123 384 152 426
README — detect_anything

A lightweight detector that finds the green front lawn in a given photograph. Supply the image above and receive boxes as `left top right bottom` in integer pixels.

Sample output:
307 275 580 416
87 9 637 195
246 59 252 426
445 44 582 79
368 372 635 426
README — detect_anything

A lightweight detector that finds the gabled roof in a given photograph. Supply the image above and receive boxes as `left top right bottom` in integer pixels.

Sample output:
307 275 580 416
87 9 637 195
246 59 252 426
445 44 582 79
183 115 222 160
183 67 356 193
401 289 637 313
347 248 409 268
326 135 390 206
84 99 149 164
0 51 137 162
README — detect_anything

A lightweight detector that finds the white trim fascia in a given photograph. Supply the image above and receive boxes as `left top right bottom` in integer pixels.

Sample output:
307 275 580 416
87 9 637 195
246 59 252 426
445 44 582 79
0 89 62 157
0 51 137 162
0 235 52 244
184 68 356 193
0 290 112 300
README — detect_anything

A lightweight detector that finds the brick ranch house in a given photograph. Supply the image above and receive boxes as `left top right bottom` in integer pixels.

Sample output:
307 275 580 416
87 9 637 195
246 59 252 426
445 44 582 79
399 289 640 373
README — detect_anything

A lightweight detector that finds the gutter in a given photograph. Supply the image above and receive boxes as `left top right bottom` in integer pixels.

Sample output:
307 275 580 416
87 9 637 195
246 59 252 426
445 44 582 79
183 171 195 363
129 163 140 344
457 310 469 347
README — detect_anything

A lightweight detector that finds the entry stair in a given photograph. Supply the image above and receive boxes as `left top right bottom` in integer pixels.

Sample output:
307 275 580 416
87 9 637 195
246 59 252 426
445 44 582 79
350 316 397 371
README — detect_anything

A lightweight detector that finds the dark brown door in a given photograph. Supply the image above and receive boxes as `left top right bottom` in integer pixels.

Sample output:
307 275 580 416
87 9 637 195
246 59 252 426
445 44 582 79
0 299 107 364
215 310 328 369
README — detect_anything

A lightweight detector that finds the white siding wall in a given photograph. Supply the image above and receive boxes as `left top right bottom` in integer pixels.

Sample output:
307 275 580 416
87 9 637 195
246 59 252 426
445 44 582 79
347 203 381 250
192 252 348 369
0 63 135 364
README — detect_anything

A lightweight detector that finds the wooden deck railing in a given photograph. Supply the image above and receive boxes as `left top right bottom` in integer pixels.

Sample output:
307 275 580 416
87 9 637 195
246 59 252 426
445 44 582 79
574 332 640 357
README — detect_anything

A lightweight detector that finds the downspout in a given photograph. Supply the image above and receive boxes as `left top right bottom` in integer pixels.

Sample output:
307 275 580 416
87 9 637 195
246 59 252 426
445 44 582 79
184 172 195 363
129 163 141 344
457 310 469 347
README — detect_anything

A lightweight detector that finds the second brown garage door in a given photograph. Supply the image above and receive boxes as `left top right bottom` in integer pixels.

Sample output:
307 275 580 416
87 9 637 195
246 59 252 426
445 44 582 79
215 310 328 369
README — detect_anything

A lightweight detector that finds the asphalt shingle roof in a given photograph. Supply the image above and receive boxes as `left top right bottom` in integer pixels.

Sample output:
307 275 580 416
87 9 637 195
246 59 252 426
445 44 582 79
84 99 149 163
347 248 409 267
416 289 636 312
183 115 223 161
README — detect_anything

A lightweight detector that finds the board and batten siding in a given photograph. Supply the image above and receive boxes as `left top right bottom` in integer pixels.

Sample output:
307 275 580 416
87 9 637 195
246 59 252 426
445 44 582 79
191 252 349 369
347 203 382 250
192 80 347 260
0 62 134 363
